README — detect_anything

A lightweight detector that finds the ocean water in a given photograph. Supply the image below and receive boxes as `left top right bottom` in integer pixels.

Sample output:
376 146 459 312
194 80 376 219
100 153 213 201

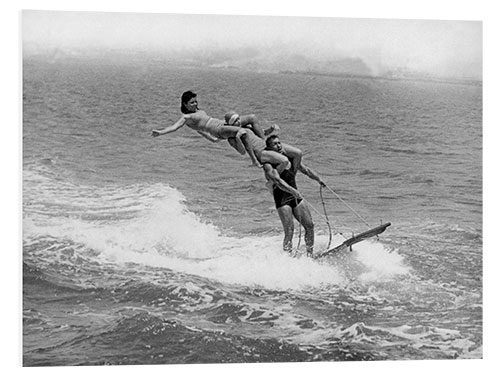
22 57 482 366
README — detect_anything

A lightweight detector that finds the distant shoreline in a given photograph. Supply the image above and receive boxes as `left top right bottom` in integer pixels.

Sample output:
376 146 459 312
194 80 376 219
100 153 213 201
23 53 482 87
277 69 482 87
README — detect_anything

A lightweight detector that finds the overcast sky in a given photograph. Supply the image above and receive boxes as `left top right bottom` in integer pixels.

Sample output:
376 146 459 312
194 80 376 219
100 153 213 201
22 10 482 79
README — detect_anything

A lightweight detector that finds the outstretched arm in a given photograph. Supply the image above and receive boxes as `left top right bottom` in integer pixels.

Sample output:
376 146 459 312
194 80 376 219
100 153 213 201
151 115 189 137
263 164 302 199
298 162 326 186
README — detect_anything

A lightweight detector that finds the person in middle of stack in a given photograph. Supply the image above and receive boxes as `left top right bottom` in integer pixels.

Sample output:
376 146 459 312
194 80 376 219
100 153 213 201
223 111 302 173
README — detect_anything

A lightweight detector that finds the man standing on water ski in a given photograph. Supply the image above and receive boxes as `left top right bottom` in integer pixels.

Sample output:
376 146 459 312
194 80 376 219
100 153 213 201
262 135 325 256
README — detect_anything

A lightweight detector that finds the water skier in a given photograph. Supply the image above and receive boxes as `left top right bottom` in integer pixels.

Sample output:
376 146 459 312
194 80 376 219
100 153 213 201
262 135 325 256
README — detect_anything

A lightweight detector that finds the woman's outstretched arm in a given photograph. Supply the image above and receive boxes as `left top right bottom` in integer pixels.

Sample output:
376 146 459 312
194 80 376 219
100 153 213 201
151 114 189 137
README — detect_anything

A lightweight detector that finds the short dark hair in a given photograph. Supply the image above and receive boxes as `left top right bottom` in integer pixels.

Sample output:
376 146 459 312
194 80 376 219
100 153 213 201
181 90 197 114
265 134 280 149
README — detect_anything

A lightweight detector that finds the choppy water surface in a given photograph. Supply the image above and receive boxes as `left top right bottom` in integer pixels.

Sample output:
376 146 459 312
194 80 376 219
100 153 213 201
23 57 482 365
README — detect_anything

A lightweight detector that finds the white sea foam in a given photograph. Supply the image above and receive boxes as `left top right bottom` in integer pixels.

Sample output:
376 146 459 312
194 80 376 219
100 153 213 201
24 177 410 291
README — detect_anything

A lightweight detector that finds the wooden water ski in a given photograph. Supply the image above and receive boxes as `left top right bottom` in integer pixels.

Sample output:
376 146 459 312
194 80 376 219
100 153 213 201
314 222 391 259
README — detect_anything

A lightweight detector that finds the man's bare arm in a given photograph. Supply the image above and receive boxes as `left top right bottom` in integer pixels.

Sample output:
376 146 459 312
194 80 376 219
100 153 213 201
263 164 302 198
298 162 326 186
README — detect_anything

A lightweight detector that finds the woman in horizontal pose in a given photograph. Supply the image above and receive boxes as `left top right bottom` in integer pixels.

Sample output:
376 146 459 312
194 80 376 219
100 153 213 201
152 91 301 171
151 90 261 165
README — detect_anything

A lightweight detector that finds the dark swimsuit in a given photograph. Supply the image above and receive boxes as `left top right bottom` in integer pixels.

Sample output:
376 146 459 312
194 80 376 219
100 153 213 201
272 166 302 209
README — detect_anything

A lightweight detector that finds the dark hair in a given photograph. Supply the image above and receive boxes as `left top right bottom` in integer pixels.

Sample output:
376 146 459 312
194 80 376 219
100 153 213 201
181 90 197 114
265 134 280 149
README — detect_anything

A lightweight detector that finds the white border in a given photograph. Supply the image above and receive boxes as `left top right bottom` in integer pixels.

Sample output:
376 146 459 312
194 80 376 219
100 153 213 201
4 1 496 375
